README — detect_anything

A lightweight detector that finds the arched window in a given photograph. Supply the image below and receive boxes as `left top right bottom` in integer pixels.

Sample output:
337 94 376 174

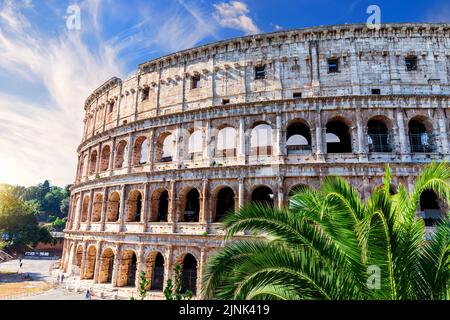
100 145 111 172
409 119 432 153
215 187 235 222
75 246 83 269
84 246 97 279
251 124 272 156
286 122 311 154
251 186 274 207
188 130 203 160
99 248 114 283
157 190 169 222
158 133 175 162
114 141 127 169
81 196 90 222
368 119 392 152
119 251 137 287
133 137 148 165
88 150 98 175
326 120 352 153
126 191 142 222
92 193 103 222
216 127 237 158
106 192 120 222
184 189 200 222
181 254 198 295
420 190 443 227
151 253 165 291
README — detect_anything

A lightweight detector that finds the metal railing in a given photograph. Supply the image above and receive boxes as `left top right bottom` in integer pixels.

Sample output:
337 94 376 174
409 134 434 153
368 134 392 152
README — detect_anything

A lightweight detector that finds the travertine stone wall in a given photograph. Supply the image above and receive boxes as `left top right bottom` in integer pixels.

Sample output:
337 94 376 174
62 23 450 299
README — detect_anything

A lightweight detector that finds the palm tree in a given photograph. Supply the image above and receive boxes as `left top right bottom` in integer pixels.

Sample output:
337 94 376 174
203 162 450 300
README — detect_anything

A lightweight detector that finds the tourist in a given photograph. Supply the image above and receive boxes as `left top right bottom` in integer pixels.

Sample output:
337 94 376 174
85 289 91 300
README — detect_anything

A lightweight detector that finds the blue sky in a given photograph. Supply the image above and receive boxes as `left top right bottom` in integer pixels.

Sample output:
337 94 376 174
0 0 449 187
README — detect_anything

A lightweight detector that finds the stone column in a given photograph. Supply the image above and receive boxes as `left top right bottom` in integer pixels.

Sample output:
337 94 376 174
396 108 409 160
109 137 116 176
142 183 150 232
93 241 102 283
111 245 122 287
100 188 108 232
204 120 213 165
200 178 209 224
95 144 102 174
315 105 325 161
274 113 284 163
238 178 245 209
437 106 449 154
75 193 82 230
79 242 88 280
238 118 246 164
355 106 367 161
147 129 155 168
136 244 145 289
277 175 284 208
198 248 207 299
173 125 182 164
127 133 135 173
119 185 126 232
164 246 173 287
86 189 94 230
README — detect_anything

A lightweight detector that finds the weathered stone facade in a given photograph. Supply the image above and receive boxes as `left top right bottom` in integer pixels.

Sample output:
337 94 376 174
62 23 450 299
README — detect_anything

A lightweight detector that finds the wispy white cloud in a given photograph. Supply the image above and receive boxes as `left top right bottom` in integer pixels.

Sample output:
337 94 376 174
213 1 260 35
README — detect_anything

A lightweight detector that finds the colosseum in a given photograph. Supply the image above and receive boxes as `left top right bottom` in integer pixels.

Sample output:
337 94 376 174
61 23 450 299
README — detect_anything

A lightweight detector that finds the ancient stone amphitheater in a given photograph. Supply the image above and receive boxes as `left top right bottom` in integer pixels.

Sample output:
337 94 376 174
61 23 450 299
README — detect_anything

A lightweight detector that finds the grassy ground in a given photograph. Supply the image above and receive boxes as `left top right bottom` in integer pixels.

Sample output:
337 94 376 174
0 271 54 299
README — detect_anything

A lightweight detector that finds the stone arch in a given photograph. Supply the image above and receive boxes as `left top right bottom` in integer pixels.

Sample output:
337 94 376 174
118 249 138 287
216 126 237 158
84 245 97 279
91 193 103 222
126 190 143 222
367 116 393 152
81 195 90 222
133 136 148 166
145 251 165 291
178 253 198 296
99 247 115 284
286 120 312 154
250 122 273 156
114 140 127 169
326 118 352 153
251 185 275 207
156 132 175 162
73 244 83 276
408 116 434 153
212 186 235 222
419 190 446 226
106 191 120 222
188 129 203 160
150 188 169 222
88 150 98 175
100 145 111 172
180 188 200 222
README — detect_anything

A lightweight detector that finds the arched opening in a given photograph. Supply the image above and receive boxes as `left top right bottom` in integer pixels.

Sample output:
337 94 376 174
326 120 352 153
75 246 83 269
368 119 392 152
215 187 235 222
157 133 175 163
106 192 120 222
119 250 137 287
216 127 237 158
251 123 272 156
79 156 85 179
99 248 114 284
409 119 433 153
156 190 169 222
100 145 111 172
81 196 90 222
188 130 203 160
91 193 103 222
420 190 443 227
84 246 97 279
151 253 165 291
183 189 200 222
251 186 274 207
286 122 312 154
114 141 127 169
181 254 198 295
133 137 148 166
88 150 98 175
126 191 142 222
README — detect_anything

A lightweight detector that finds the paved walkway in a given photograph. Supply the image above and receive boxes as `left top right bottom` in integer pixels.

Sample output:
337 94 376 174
0 258 98 300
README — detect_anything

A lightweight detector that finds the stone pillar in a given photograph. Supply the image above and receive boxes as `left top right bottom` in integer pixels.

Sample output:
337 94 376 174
310 41 321 95
200 178 209 224
164 246 173 287
127 133 135 173
75 193 82 230
274 113 284 163
238 178 245 209
173 125 182 164
100 188 108 232
198 248 207 299
136 244 145 289
238 118 246 163
277 175 284 208
204 120 213 165
111 245 122 287
396 108 409 160
355 106 367 161
119 185 126 232
142 183 150 232
437 107 449 154
147 129 155 168
109 137 116 176
315 105 325 161
79 242 88 280
95 144 102 174
93 241 102 283
86 189 94 230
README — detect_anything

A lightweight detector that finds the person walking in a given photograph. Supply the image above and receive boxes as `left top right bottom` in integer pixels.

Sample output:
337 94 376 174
85 289 91 300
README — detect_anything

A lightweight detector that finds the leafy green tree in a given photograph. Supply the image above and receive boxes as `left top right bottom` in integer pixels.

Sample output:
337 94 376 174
0 186 52 251
138 271 150 300
164 264 193 300
204 162 450 300
50 217 67 231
